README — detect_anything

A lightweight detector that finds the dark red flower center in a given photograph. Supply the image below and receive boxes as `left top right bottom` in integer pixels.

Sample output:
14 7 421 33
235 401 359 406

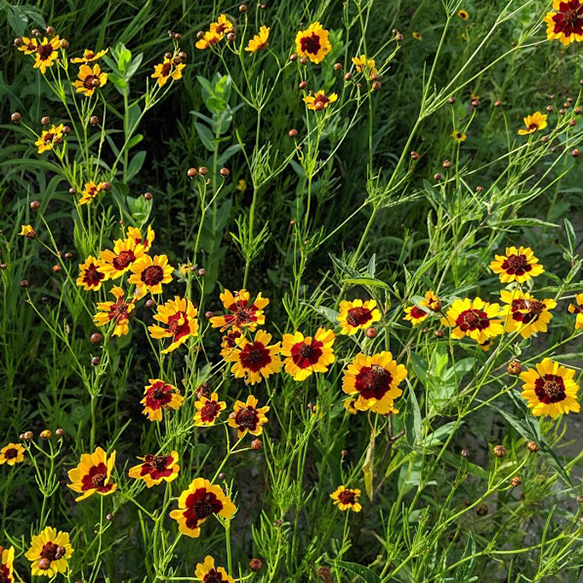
147 383 174 409
40 542 66 563
83 75 100 89
161 62 172 77
109 299 130 321
83 263 105 287
291 339 323 368
37 43 54 60
553 1 583 36
4 448 18 460
166 311 191 342
239 342 272 372
456 309 489 331
43 132 55 143
141 265 164 286
200 400 221 422
203 569 225 583
300 32 321 55
113 250 135 270
0 563 11 583
234 406 259 430
354 364 393 400
337 490 357 505
346 306 373 327
314 94 330 106
183 488 223 527
534 374 567 404
223 330 241 348
409 306 427 319
501 253 531 276
224 300 259 327
510 299 545 325
141 454 173 478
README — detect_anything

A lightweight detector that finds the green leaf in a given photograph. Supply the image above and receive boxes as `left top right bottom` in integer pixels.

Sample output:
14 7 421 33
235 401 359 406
127 151 146 181
490 218 559 229
312 305 339 326
343 277 390 289
564 218 577 255
362 433 375 500
333 560 380 583
195 123 216 151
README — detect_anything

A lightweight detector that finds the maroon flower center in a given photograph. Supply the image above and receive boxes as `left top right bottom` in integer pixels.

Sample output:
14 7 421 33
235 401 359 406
554 1 583 35
224 331 241 348
141 454 173 478
166 311 191 343
43 133 55 144
300 32 321 55
83 263 105 287
161 62 172 77
83 75 100 89
337 490 357 505
203 570 225 583
113 250 135 270
37 43 54 60
510 299 545 325
4 448 18 460
147 383 173 409
314 94 330 106
40 542 66 563
235 406 259 430
27 42 37 51
0 564 11 583
215 22 229 35
225 300 258 327
534 374 567 404
346 306 372 327
501 253 531 276
239 342 272 372
409 306 426 319
184 488 223 526
141 265 164 286
109 300 130 321
200 401 221 422
456 309 489 331
354 364 393 400
291 340 323 368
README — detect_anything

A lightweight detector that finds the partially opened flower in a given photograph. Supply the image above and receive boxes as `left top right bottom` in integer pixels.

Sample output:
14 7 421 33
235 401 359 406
281 328 335 381
196 30 223 50
19 224 36 239
352 54 378 78
78 181 105 205
195 556 234 583
127 225 155 252
210 289 269 331
76 256 108 291
0 443 25 465
67 447 116 501
452 130 467 142
210 14 232 36
17 36 38 55
35 124 64 154
545 0 583 45
295 22 331 63
440 298 503 344
337 299 381 335
458 9 470 19
518 112 548 135
500 290 556 339
148 296 199 353
228 395 270 438
72 64 108 97
304 90 338 111
93 286 136 336
141 379 183 421
71 48 108 63
25 527 73 577
330 486 361 512
151 57 185 87
100 238 145 278
194 393 227 427
568 293 583 330
128 451 180 487
245 26 270 52
403 291 441 326
33 36 61 73
412 31 423 40
0 547 15 583
220 329 242 359
129 254 173 294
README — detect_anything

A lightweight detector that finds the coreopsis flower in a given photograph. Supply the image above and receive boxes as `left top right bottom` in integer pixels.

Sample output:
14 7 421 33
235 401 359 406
72 64 108 97
151 57 185 87
0 443 25 465
295 22 331 63
245 26 270 52
141 379 183 421
169 478 236 538
71 48 108 63
17 37 38 55
93 286 135 336
76 256 108 291
478 338 494 351
337 299 381 335
33 36 61 73
440 298 503 344
568 293 583 329
129 254 173 294
128 451 180 487
342 352 407 413
518 112 548 135
403 291 442 326
100 238 145 278
412 31 423 40
520 358 580 417
304 90 338 111
281 328 335 381
210 14 232 36
210 289 269 331
195 556 234 583
35 124 64 154
19 224 36 239
224 329 282 385
148 296 199 353
67 447 116 501
25 527 73 577
490 246 544 283
458 9 470 19
545 0 583 45
78 181 105 205
127 225 155 252
194 393 227 427
352 55 378 78
196 30 223 50
228 395 269 438
452 130 467 142
330 486 361 512
0 547 15 583
220 329 242 359
500 290 556 339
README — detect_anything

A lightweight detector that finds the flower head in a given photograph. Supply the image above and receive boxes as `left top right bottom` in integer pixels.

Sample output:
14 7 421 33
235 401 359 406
76 256 108 291
281 328 335 381
518 112 548 135
17 37 38 55
220 329 243 360
67 447 116 501
246 26 270 52
412 31 423 40
458 9 470 19
127 225 155 252
100 238 145 278
337 299 381 335
568 293 583 330
129 254 173 294
72 64 108 97
19 224 36 239
210 289 269 331
403 291 442 326
33 37 61 73
0 547 15 583
93 286 136 336
128 451 180 487
500 290 556 339
452 130 467 142
25 527 73 577
303 90 338 111
490 246 544 283
295 22 331 63
545 0 583 45
194 393 227 427
0 443 25 465
71 48 108 64
196 30 223 50
152 57 185 87
330 486 361 512
440 298 503 344
78 181 105 205
211 14 232 36
352 55 378 78
520 358 580 417
141 379 183 421
195 556 234 583
148 296 199 353
35 124 64 153
228 395 269 438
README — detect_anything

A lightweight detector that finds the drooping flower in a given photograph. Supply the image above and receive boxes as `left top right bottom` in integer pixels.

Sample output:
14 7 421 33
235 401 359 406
220 329 242 360
129 254 173 294
330 486 362 512
93 286 136 336
441 298 503 344
210 289 269 331
78 181 105 205
35 124 64 154
337 299 381 335
195 556 234 583
228 395 269 438
148 296 199 353
33 36 61 73
71 48 108 64
295 22 331 63
0 443 25 465
518 112 548 135
72 64 108 97
151 57 185 87
403 291 442 326
544 0 583 45
245 26 270 52
19 224 36 239
99 238 145 279
303 90 338 111
451 130 467 142
224 329 282 385
342 352 407 413
170 478 236 538
281 328 335 381
141 379 183 421
490 246 544 283
127 225 155 252
520 358 580 417
352 55 378 78
194 393 227 427
128 451 180 487
76 256 108 291
500 290 556 339
0 547 15 583
568 293 583 330
25 527 73 577
67 447 116 501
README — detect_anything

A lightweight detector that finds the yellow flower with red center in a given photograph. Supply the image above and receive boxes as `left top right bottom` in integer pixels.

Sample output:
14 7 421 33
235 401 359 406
441 298 503 344
478 339 494 351
403 290 442 326
210 289 269 331
78 181 105 205
342 352 407 413
76 256 109 291
490 246 544 283
295 22 331 63
568 293 583 329
128 451 180 487
33 36 61 73
452 130 467 142
35 124 64 154
129 254 173 294
304 90 338 111
0 443 25 465
93 286 135 336
196 14 232 50
0 547 15 583
170 478 236 538
72 64 108 97
127 225 155 252
220 329 243 359
194 393 227 427
246 26 270 52
545 0 583 45
228 395 270 438
141 379 183 421
337 299 381 335
25 527 73 577
500 290 556 339
148 296 199 353
100 238 145 279
412 31 423 40
458 9 470 19
352 55 378 78
71 48 108 63
195 556 234 583
520 358 580 418
281 328 335 381
224 329 282 385
211 14 232 36
330 486 361 512
196 30 223 50
518 112 548 135
67 447 116 501
152 57 186 87
18 36 38 55
19 224 36 239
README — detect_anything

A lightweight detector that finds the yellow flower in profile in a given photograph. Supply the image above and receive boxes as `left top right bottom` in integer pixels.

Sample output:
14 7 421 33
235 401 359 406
72 64 108 97
246 26 270 52
195 556 234 583
18 36 38 55
303 90 338 111
458 9 470 19
100 238 145 279
337 299 381 335
352 55 378 78
545 0 583 46
500 289 556 339
412 31 423 40
295 22 332 63
93 286 135 336
520 358 580 418
128 451 180 487
78 181 105 205
228 395 270 438
196 30 223 50
441 298 503 344
151 57 185 87
33 36 61 73
76 256 108 291
236 179 246 191
210 14 232 36
127 225 155 252
67 447 116 501
330 485 362 512
35 124 64 154
0 547 15 583
518 112 548 135
194 392 227 426
129 254 173 294
148 296 199 353
490 246 544 283
19 224 36 239
281 328 335 381
141 379 183 421
0 443 25 465
403 290 442 326
71 48 108 63
568 293 583 329
25 527 73 576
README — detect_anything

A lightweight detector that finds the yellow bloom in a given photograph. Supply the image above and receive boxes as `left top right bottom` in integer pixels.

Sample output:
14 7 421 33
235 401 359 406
452 130 467 142
210 14 232 36
93 286 135 336
210 289 269 331
518 112 548 135
330 485 361 512
151 58 185 87
128 451 180 487
100 238 145 279
196 30 223 50
458 9 470 19
127 225 155 252
303 90 338 111
195 556 234 583
17 37 38 55
0 547 15 583
337 299 381 335
412 31 423 40
71 48 108 63
0 443 25 465
78 181 105 205
440 298 503 344
67 447 116 501
568 293 583 330
35 124 64 154
72 63 108 97
295 22 332 63
245 26 270 52
19 224 36 238
228 395 270 438
141 379 183 421
148 296 199 353
33 36 61 73
500 289 556 339
25 527 73 576
281 328 335 381
76 256 109 291
403 291 442 326
545 0 583 46
129 254 173 294
352 55 378 78
490 246 544 283
194 392 227 426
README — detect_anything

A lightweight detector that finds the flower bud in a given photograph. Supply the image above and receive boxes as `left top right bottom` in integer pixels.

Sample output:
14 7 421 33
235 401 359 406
506 360 521 375
344 72 352 81
56 428 64 437
20 280 29 288
40 429 52 439
493 444 506 458
144 191 153 200
41 116 50 125
91 356 100 366
30 200 41 211
289 54 297 62
89 116 99 125
146 299 156 308
510 476 521 487
476 504 488 516
64 252 73 259
448 96 456 104
60 39 69 49
46 26 55 34
372 81 381 91
299 81 308 90
288 128 298 138
199 167 208 175
11 112 21 123
433 173 442 181
442 159 452 169
239 4 247 11
251 438 262 450
219 167 230 177
52 264 62 273
461 449 470 458
526 441 539 452
187 167 197 177
198 268 206 277
366 327 378 338
300 57 307 65
102 182 112 191
410 151 419 160
434 329 444 338
249 559 262 572
471 99 480 107
91 333 102 345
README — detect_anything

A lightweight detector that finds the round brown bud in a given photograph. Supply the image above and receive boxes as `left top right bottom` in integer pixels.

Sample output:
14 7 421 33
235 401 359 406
448 96 456 104
314 100 325 111
41 116 50 126
23 431 34 440
288 129 298 138
30 200 41 211
227 32 236 42
461 449 470 458
179 52 187 60
164 52 172 59
172 56 182 65
62 125 71 135
289 53 298 62
433 173 443 181
145 299 156 308
218 472 226 480
198 268 206 277
251 438 262 450
510 476 521 487
366 327 378 338
572 148 580 158
546 105 553 112
300 57 307 65
299 81 308 90
494 101 502 107
20 280 29 288
220 167 230 177
493 444 506 458
0 264 6 270
527 440 540 452
442 159 452 169
475 185 484 193
187 167 197 177
175 33 182 40
60 39 69 49
91 356 101 366
56 428 64 437
239 4 247 11
143 191 153 201
541 135 550 143
575 107 582 114
13 38 23 46
69 187 77 195
577 495 583 503
102 182 112 191
434 329 444 338
410 150 420 160
395 33 403 41
471 99 480 107
476 504 488 516
568 96 574 103
564 102 571 108
40 429 52 439
199 166 208 175
106 513 114 521
52 264 62 273
89 115 99 125
197 31 204 39
39 559 51 571
249 558 262 572
372 81 381 91
570 119 577 126
11 112 21 123
32 29 40 36
341 449 348 457
205 311 214 319
91 333 102 345
333 63 342 71
64 252 73 259
506 360 522 375
371 73 380 81
344 72 352 81
559 108 566 115
46 26 55 34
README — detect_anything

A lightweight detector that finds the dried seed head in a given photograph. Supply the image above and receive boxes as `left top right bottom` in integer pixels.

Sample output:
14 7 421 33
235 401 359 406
11 112 21 122
187 167 198 178
510 476 521 487
395 32 403 41
527 440 540 452
577 495 583 503
62 125 71 135
475 185 484 193
506 360 522 375
249 559 263 572
227 32 236 42
366 327 378 338
541 135 550 143
13 38 23 46
90 115 99 125
333 62 342 71
564 102 571 108
91 333 102 345
546 105 553 112
251 438 262 450
570 119 577 126
559 108 566 115
91 356 101 366
179 51 187 60
575 107 582 114
41 116 50 125
32 29 40 36
218 472 226 480
30 200 41 211
40 429 52 439
317 567 333 583
39 559 51 571
493 444 506 458
23 431 34 440
197 31 204 39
